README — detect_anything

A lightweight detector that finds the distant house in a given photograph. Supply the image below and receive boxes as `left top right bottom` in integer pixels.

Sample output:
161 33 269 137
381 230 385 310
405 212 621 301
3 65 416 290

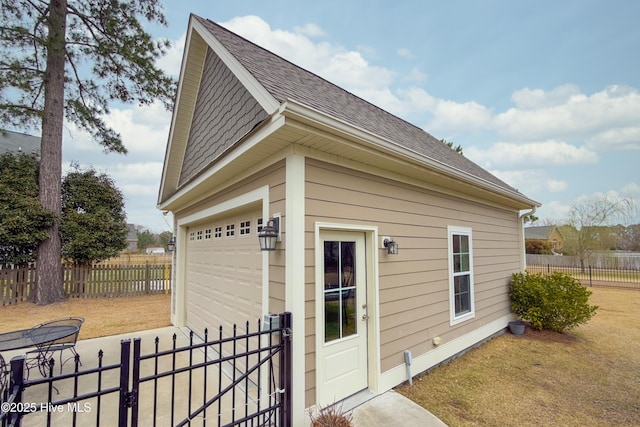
158 15 540 422
0 130 41 156
125 224 138 253
525 225 564 252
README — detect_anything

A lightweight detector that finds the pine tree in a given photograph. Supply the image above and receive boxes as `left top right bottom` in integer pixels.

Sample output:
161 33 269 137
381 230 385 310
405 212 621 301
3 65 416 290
0 0 176 304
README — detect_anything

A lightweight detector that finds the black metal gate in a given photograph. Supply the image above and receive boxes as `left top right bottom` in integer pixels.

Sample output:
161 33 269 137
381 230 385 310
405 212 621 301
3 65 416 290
1 312 292 427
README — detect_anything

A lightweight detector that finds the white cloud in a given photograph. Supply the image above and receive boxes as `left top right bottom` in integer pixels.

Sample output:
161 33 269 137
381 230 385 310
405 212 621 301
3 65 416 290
395 87 437 112
156 33 186 77
323 51 395 90
511 84 582 110
293 23 326 37
428 100 493 134
621 182 640 197
466 140 598 169
586 126 640 151
107 162 164 182
397 48 414 59
536 200 572 223
546 179 568 193
406 68 428 84
105 104 171 156
64 103 171 159
485 169 567 198
222 16 394 93
494 85 640 145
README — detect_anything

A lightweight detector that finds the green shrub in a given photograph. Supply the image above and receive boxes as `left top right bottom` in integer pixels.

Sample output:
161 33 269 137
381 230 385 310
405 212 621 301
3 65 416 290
509 271 598 332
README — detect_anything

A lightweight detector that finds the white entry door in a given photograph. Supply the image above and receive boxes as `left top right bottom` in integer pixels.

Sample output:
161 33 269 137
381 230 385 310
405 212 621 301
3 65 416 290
317 230 368 405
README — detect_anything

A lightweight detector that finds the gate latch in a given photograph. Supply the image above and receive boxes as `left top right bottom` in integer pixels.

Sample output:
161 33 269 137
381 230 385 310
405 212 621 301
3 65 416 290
124 390 137 408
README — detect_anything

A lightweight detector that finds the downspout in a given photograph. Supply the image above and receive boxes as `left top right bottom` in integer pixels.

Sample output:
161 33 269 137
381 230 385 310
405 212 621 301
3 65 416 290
518 207 537 271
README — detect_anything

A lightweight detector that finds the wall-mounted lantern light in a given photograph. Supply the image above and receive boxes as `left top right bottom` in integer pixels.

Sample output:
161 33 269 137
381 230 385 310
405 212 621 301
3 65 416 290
383 237 399 255
167 236 176 252
258 218 280 251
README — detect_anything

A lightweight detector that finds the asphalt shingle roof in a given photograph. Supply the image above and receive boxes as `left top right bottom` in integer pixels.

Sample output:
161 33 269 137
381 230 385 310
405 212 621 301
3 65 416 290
524 226 558 240
195 15 526 197
0 130 41 155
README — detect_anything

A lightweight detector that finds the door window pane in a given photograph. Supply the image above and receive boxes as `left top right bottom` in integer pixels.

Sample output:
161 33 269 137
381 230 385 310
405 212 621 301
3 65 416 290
323 240 357 342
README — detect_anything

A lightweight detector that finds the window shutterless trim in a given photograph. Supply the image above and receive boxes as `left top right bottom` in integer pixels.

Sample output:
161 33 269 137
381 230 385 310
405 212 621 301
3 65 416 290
448 225 475 325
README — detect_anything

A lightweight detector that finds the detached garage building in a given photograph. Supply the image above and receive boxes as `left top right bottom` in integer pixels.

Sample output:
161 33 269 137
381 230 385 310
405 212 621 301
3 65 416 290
158 14 539 424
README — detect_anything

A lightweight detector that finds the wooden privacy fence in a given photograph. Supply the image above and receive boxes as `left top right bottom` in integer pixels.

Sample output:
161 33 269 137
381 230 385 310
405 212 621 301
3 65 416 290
0 263 172 306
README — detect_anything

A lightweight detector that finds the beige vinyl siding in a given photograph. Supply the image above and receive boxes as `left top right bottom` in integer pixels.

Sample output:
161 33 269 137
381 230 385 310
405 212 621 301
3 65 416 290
305 159 522 381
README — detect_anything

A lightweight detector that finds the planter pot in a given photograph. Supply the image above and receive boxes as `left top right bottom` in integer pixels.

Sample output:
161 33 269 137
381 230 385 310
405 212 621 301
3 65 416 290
508 321 526 335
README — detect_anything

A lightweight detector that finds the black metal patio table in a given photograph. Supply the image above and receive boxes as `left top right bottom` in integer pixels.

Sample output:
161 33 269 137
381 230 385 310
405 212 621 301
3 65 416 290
0 324 80 397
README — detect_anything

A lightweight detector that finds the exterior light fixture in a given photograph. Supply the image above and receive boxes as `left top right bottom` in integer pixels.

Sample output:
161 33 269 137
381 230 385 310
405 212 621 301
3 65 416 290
383 238 399 255
167 236 176 252
258 218 279 251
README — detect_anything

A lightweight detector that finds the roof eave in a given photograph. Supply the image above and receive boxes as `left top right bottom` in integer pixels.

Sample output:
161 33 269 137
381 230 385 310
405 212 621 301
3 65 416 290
280 99 540 210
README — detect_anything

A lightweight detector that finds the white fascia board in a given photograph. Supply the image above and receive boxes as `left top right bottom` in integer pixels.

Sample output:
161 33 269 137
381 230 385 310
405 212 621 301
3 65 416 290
280 99 540 209
191 18 280 114
158 114 286 211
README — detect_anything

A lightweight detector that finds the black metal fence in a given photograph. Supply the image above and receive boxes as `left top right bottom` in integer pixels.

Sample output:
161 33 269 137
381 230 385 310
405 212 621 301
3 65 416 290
526 263 640 290
1 312 292 427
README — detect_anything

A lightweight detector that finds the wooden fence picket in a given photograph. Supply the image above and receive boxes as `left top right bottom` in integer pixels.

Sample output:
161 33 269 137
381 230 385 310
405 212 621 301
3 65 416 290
0 262 172 306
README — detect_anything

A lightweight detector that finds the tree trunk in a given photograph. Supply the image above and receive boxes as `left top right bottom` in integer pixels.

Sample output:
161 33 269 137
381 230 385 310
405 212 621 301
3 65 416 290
33 0 68 305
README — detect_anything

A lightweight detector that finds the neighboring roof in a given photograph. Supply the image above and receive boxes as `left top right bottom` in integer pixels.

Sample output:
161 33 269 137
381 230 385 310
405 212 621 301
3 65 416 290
525 226 561 240
194 16 520 197
0 130 41 155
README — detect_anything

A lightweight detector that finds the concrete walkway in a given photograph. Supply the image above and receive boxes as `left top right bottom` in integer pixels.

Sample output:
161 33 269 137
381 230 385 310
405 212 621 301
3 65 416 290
3 327 447 426
351 391 447 426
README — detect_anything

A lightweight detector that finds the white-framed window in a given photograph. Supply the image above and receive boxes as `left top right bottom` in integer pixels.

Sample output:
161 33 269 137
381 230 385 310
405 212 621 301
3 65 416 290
240 220 251 236
189 231 195 241
448 226 475 324
256 218 263 233
226 224 235 237
204 228 212 240
214 226 222 239
196 230 203 240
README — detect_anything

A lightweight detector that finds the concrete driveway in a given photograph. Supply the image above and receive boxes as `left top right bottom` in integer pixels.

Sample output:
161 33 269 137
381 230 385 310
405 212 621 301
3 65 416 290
3 327 446 426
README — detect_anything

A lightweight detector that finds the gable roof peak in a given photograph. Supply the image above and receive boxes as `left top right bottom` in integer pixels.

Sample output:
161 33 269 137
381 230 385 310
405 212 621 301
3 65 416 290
185 14 539 209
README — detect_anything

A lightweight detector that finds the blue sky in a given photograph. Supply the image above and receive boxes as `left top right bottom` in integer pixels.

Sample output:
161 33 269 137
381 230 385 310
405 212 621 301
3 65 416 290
60 0 640 232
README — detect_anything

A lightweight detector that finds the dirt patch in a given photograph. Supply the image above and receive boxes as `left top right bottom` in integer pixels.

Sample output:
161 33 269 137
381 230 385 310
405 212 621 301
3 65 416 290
520 325 582 344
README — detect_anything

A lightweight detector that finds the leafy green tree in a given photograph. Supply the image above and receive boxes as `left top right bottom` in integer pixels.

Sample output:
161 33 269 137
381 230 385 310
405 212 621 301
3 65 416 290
158 230 173 250
0 0 176 304
0 152 55 265
137 229 157 251
61 166 128 264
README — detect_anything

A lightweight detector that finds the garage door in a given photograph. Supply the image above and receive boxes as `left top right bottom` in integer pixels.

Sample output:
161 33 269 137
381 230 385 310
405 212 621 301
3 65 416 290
185 208 263 336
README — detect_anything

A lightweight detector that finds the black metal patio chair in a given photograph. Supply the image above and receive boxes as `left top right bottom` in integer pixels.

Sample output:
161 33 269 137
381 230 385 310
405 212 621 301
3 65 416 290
25 317 84 378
